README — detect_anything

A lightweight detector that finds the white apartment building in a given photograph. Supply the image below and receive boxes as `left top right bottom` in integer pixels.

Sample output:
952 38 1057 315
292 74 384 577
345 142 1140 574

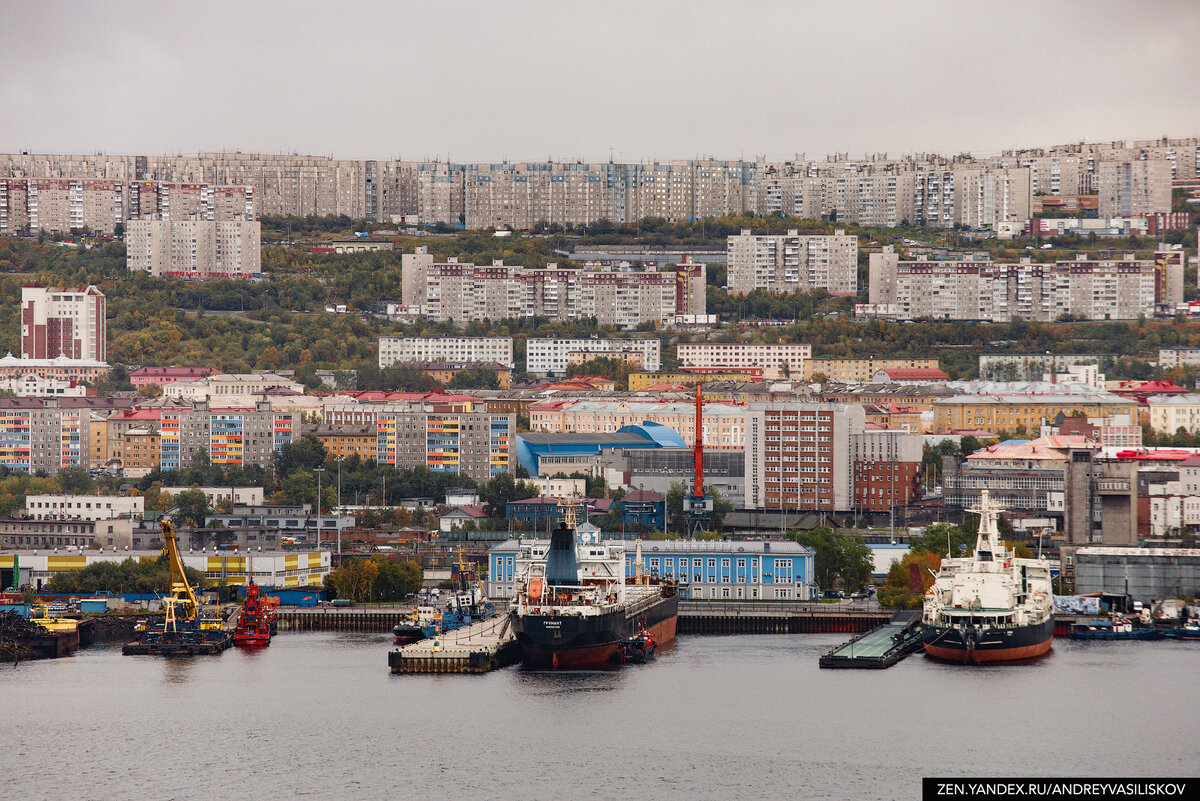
725 229 858 295
125 219 261 278
24 494 144 521
868 246 1182 322
163 373 303 400
526 338 661 376
161 486 266 506
0 374 89 397
1158 348 1200 369
677 343 812 380
378 337 515 370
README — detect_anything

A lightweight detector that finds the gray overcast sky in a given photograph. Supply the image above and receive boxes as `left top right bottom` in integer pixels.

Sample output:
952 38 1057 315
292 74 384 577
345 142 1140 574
2 0 1198 162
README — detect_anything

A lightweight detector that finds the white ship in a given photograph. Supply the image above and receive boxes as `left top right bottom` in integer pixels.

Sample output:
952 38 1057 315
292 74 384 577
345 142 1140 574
922 491 1055 664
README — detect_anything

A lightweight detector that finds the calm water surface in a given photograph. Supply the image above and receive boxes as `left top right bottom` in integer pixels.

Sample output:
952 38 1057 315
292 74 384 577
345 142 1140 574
1 633 1196 801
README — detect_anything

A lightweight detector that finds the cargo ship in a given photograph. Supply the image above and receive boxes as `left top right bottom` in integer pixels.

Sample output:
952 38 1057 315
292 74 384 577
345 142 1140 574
509 509 677 670
922 491 1054 664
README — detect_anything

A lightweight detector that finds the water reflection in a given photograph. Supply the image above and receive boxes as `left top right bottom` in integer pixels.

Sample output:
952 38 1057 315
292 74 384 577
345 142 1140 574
160 656 200 684
514 668 626 695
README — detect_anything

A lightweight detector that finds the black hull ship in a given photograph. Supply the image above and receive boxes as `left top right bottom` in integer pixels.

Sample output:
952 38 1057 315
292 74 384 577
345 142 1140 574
509 512 677 670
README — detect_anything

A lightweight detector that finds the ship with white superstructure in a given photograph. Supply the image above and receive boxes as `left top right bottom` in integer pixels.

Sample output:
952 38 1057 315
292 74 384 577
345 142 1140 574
922 490 1055 664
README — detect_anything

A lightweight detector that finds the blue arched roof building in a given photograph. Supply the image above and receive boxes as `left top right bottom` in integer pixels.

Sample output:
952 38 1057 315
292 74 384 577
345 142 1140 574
515 422 687 477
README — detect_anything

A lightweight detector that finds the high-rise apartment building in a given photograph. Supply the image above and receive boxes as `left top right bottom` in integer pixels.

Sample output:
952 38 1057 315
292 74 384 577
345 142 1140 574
1097 159 1173 217
378 337 515 370
125 220 261 279
725 229 858 295
868 245 1183 322
21 285 106 362
744 402 864 512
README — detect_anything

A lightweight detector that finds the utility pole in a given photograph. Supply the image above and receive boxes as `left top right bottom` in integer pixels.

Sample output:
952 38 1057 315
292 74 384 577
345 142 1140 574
314 467 325 549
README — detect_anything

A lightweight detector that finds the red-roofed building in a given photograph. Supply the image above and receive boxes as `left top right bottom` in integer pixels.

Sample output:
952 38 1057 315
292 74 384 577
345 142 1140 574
871 367 950 384
1108 379 1187 400
130 366 221 389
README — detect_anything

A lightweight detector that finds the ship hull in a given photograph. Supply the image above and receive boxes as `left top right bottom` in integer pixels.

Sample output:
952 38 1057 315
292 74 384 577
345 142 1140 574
513 592 677 670
923 617 1054 664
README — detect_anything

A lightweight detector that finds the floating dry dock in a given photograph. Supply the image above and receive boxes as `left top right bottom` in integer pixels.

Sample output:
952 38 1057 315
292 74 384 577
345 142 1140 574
388 615 519 675
819 611 926 668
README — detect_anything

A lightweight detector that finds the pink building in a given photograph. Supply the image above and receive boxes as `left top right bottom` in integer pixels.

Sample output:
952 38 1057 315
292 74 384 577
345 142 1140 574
21 285 106 362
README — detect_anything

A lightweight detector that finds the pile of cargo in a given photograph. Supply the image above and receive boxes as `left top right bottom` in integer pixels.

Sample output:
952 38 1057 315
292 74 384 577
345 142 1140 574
0 610 44 663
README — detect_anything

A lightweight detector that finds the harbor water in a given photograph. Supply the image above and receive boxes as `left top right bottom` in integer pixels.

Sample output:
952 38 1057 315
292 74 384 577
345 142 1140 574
1 633 1196 800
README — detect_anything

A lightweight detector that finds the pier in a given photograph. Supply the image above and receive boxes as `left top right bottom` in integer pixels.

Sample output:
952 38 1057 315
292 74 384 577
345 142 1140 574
388 615 520 674
819 611 926 668
678 602 890 635
276 608 414 632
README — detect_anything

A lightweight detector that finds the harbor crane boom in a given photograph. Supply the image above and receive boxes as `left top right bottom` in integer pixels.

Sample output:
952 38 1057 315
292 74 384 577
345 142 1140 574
160 519 199 630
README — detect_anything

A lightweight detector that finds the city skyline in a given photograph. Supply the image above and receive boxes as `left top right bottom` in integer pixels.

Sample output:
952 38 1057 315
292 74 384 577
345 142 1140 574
3 1 1198 161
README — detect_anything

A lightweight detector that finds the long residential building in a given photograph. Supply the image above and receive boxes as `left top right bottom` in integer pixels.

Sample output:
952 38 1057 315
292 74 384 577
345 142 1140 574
378 336 514 370
125 219 261 279
677 343 812 380
0 396 136 474
805 357 939 383
319 399 513 483
526 338 661 376
3 139 1194 228
725 228 859 295
867 245 1184 322
932 392 1138 434
400 248 704 328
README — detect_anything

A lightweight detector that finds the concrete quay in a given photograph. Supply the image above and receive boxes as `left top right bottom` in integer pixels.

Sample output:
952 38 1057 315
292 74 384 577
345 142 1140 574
388 615 519 675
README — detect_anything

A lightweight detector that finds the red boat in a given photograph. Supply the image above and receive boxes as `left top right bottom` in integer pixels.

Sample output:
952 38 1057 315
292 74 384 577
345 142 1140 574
233 582 274 647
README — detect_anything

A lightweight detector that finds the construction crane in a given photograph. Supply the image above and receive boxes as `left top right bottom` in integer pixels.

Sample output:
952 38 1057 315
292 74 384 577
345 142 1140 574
160 519 199 631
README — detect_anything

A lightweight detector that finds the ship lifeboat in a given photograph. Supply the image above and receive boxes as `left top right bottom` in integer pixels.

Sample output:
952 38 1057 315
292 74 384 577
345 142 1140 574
528 576 544 603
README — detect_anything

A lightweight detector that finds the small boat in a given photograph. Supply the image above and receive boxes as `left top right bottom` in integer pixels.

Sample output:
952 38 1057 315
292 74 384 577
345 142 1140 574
618 629 656 664
1161 622 1200 640
1068 616 1161 640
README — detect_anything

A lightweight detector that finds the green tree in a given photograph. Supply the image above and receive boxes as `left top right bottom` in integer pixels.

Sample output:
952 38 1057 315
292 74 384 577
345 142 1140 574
878 551 942 609
784 526 873 592
172 488 212 528
57 466 94 494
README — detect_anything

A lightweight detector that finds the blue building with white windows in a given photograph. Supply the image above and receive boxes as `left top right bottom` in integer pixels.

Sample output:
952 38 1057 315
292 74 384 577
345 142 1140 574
486 537 815 601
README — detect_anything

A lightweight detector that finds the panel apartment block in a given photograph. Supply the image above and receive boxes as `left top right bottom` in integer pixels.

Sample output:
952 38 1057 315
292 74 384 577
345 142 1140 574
726 228 858 295
868 246 1182 322
125 219 261 278
377 337 515 370
526 338 662 376
677 343 812 380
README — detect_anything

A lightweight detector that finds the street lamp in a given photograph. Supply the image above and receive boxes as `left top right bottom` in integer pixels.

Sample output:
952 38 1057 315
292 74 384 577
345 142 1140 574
336 457 343 559
314 467 326 549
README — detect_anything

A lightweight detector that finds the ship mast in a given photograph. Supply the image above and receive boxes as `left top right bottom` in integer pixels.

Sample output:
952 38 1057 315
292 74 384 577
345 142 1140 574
972 490 1006 562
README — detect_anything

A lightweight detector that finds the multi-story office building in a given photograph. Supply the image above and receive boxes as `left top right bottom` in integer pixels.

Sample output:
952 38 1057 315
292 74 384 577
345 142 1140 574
525 338 661 376
725 229 858 295
125 219 261 279
377 336 515 370
743 402 864 512
677 343 812 380
401 248 704 328
868 246 1183 322
21 285 106 362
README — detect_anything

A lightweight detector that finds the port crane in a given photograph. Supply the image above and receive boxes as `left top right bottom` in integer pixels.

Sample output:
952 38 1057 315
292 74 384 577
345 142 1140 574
160 519 198 632
681 383 714 537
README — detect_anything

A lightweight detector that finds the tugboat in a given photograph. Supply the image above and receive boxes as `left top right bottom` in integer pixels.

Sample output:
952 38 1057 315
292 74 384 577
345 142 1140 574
509 505 677 669
922 491 1054 664
233 580 273 647
618 628 656 664
392 552 494 645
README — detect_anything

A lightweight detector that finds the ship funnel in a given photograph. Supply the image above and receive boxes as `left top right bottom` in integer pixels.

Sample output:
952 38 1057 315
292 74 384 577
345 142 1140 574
545 523 580 586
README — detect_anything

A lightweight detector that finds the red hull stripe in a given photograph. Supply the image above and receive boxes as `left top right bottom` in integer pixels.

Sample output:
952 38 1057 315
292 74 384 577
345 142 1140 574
924 638 1053 664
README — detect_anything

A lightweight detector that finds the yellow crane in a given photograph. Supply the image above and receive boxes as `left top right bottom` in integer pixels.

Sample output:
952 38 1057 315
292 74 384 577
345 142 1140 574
160 519 199 631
